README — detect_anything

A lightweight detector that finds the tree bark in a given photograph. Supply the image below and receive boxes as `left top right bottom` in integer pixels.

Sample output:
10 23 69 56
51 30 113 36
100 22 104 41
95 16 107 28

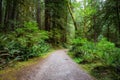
0 0 2 25
83 0 87 37
11 0 18 30
116 0 120 39
45 0 51 31
107 25 110 41
4 0 12 29
67 2 77 30
36 0 41 29
93 16 97 43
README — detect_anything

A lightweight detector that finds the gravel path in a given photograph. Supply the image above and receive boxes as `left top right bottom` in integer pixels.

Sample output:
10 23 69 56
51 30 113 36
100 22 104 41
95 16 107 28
18 50 94 80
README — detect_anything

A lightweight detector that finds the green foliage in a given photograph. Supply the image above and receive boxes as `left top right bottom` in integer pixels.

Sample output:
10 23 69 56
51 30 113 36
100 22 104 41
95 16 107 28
0 21 50 68
69 37 120 69
49 28 63 45
70 38 96 63
96 38 116 66
30 40 50 57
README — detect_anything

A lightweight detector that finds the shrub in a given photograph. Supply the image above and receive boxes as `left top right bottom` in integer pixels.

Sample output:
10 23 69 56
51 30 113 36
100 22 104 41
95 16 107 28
0 21 50 68
69 37 120 69
30 40 50 57
96 38 118 67
69 38 96 63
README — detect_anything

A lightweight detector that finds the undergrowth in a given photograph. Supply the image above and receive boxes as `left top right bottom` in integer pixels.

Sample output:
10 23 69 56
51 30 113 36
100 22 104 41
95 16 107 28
0 50 54 80
0 21 50 69
69 37 120 80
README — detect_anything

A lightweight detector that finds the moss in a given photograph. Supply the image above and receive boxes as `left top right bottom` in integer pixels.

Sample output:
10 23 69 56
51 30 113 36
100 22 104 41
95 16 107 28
80 63 120 80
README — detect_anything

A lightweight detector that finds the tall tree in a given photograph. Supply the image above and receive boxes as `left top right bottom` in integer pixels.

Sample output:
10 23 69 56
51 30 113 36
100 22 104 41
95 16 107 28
36 0 41 29
45 0 52 31
67 1 77 30
0 0 2 25
116 0 120 39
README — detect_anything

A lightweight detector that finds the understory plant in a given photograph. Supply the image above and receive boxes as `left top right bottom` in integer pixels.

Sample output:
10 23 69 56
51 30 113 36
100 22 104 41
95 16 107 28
0 21 50 69
69 37 120 70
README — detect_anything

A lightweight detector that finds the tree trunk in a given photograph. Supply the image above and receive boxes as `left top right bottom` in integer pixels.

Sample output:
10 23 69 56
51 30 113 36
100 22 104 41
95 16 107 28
11 0 18 30
116 0 120 39
93 16 97 43
4 0 13 30
0 0 2 25
36 0 41 29
45 0 51 31
107 25 110 41
83 0 87 37
67 2 77 30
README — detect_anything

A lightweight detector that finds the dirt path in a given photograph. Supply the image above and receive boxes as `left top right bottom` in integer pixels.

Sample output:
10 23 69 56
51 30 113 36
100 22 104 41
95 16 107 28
17 49 94 80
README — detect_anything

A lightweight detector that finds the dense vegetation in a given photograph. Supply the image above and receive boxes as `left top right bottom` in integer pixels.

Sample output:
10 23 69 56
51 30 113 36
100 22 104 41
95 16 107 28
68 0 120 80
69 38 120 80
0 0 120 79
0 0 68 68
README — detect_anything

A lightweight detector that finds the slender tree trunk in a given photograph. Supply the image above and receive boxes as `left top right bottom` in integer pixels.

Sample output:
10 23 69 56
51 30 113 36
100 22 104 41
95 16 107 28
11 0 17 30
93 16 97 43
36 0 41 29
83 0 87 37
116 0 120 39
4 0 12 30
0 0 5 30
0 0 2 25
45 0 51 31
3 0 18 31
67 2 77 30
63 5 68 43
107 25 110 41
45 8 51 31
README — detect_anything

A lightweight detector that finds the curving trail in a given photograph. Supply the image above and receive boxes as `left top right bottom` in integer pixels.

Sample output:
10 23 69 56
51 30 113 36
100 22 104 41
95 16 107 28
17 50 94 80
